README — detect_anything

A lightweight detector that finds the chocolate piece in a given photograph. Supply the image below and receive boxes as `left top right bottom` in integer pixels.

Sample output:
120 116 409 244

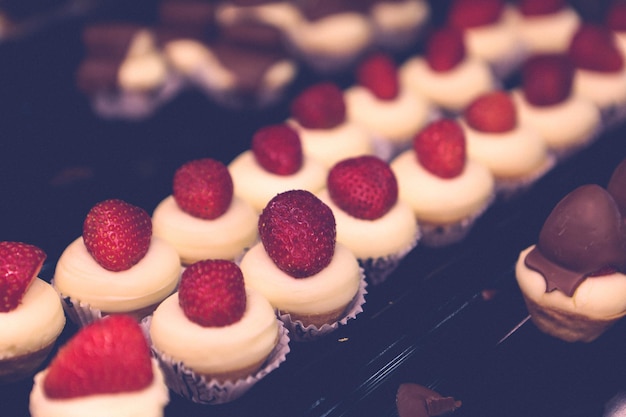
157 0 217 40
608 158 626 219
82 23 149 59
76 58 120 93
396 383 462 417
298 0 369 21
218 20 285 50
525 184 626 296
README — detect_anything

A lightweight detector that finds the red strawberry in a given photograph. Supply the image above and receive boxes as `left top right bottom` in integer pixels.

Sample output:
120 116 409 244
518 0 565 16
447 0 504 29
425 26 466 72
521 54 574 106
173 158 234 220
290 82 346 129
258 190 336 278
178 259 246 327
0 241 46 312
413 119 466 179
568 23 624 72
83 199 152 272
43 314 153 399
464 91 517 133
327 156 398 220
356 52 399 100
252 123 303 175
608 0 626 32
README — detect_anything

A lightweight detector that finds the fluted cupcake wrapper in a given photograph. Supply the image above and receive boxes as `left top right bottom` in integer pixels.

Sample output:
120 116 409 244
360 229 421 286
141 316 290 404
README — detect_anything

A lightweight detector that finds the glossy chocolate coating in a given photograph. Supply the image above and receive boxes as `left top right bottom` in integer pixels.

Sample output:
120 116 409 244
608 158 626 219
396 383 462 417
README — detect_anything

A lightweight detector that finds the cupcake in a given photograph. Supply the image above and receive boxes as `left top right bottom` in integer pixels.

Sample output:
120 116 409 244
459 90 554 198
29 314 169 417
366 0 431 52
147 259 289 404
229 123 327 213
152 158 258 265
390 118 495 247
239 190 366 341
287 81 374 168
515 184 626 342
344 51 436 161
511 53 602 160
0 242 65 382
317 155 419 285
399 26 498 115
53 199 181 325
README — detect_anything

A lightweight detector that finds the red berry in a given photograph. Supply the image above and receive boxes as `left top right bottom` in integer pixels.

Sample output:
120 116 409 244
43 315 154 399
607 1 626 32
425 26 466 72
259 190 336 278
0 241 46 312
328 156 398 220
173 158 234 220
518 0 565 16
568 23 624 72
290 82 346 129
413 119 466 179
83 199 152 272
464 91 517 133
252 124 303 175
448 0 504 29
521 54 574 106
356 52 399 100
178 259 247 327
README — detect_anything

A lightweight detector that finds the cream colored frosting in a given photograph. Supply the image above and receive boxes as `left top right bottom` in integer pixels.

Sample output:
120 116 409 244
239 242 361 316
229 151 327 212
390 150 495 224
369 0 430 47
149 288 278 375
344 85 433 144
615 32 626 59
573 68 626 110
516 246 626 320
317 189 418 259
0 278 65 359
53 236 181 313
459 119 550 180
462 10 522 66
152 195 258 264
511 89 601 152
215 1 303 33
117 29 168 92
29 359 169 417
287 119 374 168
399 56 496 112
507 6 580 53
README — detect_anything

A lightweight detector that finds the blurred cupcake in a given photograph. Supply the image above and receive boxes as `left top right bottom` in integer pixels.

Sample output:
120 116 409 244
152 158 258 265
366 0 431 52
147 259 289 404
317 155 419 285
53 199 181 326
239 190 366 341
0 242 65 382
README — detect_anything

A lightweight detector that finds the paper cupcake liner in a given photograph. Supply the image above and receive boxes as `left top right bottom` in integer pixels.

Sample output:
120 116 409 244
141 316 290 404
360 229 420 286
548 121 604 163
278 270 368 342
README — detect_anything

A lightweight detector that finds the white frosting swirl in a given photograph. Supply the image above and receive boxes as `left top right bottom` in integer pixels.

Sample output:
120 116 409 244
507 6 580 53
573 68 626 110
462 10 522 66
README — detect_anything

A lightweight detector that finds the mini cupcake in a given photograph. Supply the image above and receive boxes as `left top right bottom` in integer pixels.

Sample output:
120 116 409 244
366 0 431 52
152 158 258 265
515 184 626 342
229 123 327 213
287 81 374 168
147 259 289 404
459 90 554 198
53 199 181 325
29 315 169 417
239 190 366 341
344 51 436 161
0 242 65 382
317 155 419 285
390 118 495 247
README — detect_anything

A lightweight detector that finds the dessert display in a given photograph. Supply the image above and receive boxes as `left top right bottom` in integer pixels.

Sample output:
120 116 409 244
147 259 289 404
53 199 181 325
515 184 626 342
317 155 419 285
390 118 495 246
239 190 366 341
152 158 258 264
0 242 65 382
29 314 169 417
396 383 462 417
228 123 327 213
